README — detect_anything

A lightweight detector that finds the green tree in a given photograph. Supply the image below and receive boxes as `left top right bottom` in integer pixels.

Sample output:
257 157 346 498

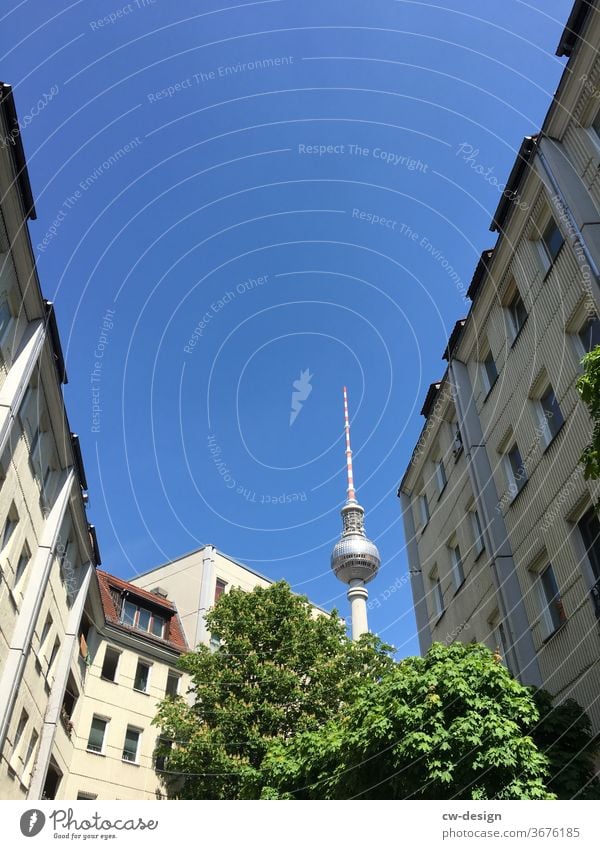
262 643 554 800
153 581 393 799
577 345 600 479
531 688 600 799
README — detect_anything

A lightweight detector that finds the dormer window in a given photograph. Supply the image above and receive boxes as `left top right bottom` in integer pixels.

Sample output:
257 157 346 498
122 600 166 638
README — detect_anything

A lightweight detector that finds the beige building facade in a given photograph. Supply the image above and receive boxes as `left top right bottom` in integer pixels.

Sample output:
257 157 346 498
400 0 600 732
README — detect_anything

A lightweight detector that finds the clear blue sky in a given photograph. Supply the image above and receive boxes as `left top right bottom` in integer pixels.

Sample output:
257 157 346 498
3 0 574 655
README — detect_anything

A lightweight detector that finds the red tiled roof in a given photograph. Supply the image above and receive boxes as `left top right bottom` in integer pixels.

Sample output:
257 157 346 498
96 570 188 653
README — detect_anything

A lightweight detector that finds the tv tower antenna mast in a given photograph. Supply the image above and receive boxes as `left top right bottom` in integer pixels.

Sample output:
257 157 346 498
330 387 380 639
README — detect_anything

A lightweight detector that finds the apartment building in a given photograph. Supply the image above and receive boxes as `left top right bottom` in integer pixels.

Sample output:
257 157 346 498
399 0 600 731
58 570 189 801
0 82 100 800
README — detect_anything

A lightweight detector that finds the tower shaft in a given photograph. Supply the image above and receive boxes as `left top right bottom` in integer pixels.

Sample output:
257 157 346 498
330 387 380 640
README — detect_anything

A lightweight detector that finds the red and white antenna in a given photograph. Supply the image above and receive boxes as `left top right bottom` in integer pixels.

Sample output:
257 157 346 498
343 386 356 502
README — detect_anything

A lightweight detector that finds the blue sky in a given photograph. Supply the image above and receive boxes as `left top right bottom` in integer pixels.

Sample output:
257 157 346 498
2 0 574 655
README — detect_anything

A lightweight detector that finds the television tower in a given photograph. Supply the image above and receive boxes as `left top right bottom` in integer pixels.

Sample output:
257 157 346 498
330 387 380 639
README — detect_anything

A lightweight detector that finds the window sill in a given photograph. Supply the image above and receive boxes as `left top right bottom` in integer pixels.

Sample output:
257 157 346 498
100 676 118 684
86 749 106 757
121 759 140 767
133 687 150 695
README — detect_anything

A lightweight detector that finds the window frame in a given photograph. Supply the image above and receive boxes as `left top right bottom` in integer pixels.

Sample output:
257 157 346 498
506 288 528 342
133 659 152 694
418 492 430 530
537 214 564 272
165 671 180 698
503 442 527 499
122 726 142 764
470 509 485 557
480 348 499 396
537 384 565 447
86 716 109 755
537 563 566 638
434 458 447 495
449 543 465 591
429 567 445 620
100 646 121 683
122 600 166 639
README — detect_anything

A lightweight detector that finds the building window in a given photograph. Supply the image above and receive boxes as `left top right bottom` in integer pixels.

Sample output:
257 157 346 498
429 568 444 619
506 288 528 340
39 613 52 648
538 563 566 637
165 671 180 698
470 510 485 556
14 709 28 750
214 578 227 603
452 420 463 459
14 543 30 585
87 717 108 754
538 215 564 270
0 298 12 345
122 601 166 638
154 738 172 773
122 727 141 763
77 792 98 800
100 647 120 682
577 508 600 616
24 729 39 773
538 384 564 445
578 316 600 355
434 459 447 495
47 637 60 673
503 442 527 498
481 349 498 395
1 504 18 552
450 544 465 590
133 660 151 693
418 492 430 529
490 614 514 673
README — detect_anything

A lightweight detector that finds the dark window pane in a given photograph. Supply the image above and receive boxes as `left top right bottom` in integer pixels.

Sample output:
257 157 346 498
509 292 527 335
541 217 564 264
540 387 564 438
579 318 600 353
578 509 600 582
151 614 165 637
87 718 106 752
134 661 149 692
122 728 139 762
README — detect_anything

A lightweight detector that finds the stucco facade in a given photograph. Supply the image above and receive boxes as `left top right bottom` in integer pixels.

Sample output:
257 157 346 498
400 1 600 732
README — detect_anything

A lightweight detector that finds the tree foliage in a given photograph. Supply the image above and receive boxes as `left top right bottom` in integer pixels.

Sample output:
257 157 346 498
154 581 393 799
154 584 597 800
530 688 600 799
263 642 554 799
577 345 600 479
